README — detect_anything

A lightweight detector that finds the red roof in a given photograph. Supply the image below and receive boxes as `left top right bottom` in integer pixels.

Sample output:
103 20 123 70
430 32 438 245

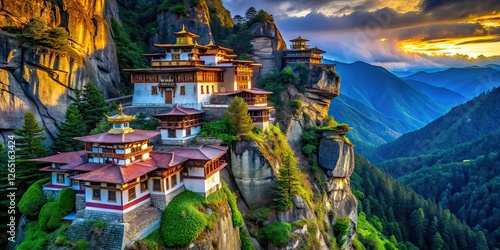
214 88 272 96
74 130 159 144
167 145 228 161
153 105 204 117
150 152 189 168
290 36 310 42
66 162 108 172
31 151 86 164
72 160 158 184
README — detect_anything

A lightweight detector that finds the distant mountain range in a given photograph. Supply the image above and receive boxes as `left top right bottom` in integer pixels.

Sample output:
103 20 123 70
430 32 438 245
324 59 449 152
404 66 500 98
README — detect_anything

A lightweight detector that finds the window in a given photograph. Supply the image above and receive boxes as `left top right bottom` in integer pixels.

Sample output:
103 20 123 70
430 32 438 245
171 174 178 188
212 85 215 93
186 127 191 137
172 54 180 61
206 85 209 94
92 189 101 200
165 177 170 190
56 174 65 184
168 130 176 138
128 187 136 201
108 191 116 202
180 86 186 95
140 180 148 192
152 86 158 95
179 172 184 183
200 85 204 94
153 179 162 192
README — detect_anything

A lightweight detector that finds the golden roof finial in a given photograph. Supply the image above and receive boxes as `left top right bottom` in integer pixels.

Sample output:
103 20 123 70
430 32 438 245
118 103 124 115
181 24 186 32
208 39 214 45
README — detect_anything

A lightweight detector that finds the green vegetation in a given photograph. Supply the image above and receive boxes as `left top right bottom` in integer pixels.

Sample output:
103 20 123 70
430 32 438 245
15 112 47 159
356 212 397 250
17 221 51 250
240 231 256 250
74 239 90 250
227 96 254 135
52 104 85 152
160 181 242 247
71 81 111 134
199 117 237 145
38 188 75 231
18 178 50 217
222 182 244 227
245 207 270 224
351 153 487 249
130 112 161 131
259 222 292 247
16 18 70 51
273 152 303 210
333 216 350 246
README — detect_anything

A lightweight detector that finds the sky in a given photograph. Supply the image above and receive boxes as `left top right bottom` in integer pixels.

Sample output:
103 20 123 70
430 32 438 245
221 0 500 71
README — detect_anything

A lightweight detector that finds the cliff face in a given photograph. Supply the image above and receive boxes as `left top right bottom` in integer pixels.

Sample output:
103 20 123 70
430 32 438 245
319 133 357 249
152 0 214 48
0 0 121 144
248 21 286 77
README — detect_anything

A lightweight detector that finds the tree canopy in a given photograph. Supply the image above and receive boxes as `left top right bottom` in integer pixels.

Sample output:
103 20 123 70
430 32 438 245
227 96 254 135
52 104 86 153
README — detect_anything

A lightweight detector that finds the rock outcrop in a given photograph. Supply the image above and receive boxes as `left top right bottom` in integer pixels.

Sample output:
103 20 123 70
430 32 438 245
249 21 286 77
319 131 357 249
0 0 121 144
151 0 214 48
230 139 277 208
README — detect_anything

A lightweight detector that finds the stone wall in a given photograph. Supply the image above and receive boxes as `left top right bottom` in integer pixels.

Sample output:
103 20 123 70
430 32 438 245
123 200 152 222
84 209 124 223
76 194 86 211
150 186 185 211
202 106 227 122
123 209 162 248
65 219 125 250
42 189 60 201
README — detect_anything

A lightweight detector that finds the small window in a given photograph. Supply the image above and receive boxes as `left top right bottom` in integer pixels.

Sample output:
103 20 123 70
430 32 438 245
90 182 100 186
153 179 162 192
186 127 191 137
92 189 101 200
171 174 178 188
212 85 215 93
179 172 184 183
56 174 65 184
180 86 186 95
165 177 170 190
200 85 204 94
140 180 148 192
206 85 210 94
152 86 158 95
172 54 180 61
168 130 176 138
108 190 116 202
128 187 136 201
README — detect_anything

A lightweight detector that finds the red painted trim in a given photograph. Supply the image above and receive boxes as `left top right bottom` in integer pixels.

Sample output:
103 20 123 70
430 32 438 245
44 183 69 189
86 193 150 211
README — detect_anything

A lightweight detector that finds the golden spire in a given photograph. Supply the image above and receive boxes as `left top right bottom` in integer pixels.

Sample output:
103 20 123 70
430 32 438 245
181 24 186 32
106 103 136 134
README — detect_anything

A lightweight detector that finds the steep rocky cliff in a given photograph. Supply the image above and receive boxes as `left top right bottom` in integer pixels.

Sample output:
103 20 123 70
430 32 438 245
152 0 214 48
0 0 121 144
248 21 286 77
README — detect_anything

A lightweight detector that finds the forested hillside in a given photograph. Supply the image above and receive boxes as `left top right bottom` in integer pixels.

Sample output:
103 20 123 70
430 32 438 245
351 154 489 250
372 87 500 162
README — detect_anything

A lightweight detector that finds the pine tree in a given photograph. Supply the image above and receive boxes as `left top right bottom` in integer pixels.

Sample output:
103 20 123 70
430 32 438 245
410 208 427 248
72 81 109 133
432 232 444 250
15 112 47 159
52 104 86 152
227 96 254 135
272 153 302 211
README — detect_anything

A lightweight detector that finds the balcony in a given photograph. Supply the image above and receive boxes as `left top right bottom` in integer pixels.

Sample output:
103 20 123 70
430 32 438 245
151 60 205 67
87 147 153 160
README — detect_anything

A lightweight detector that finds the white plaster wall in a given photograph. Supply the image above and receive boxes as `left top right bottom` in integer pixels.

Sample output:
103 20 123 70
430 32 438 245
188 167 205 177
52 172 71 186
184 179 206 194
85 187 122 205
174 83 198 104
133 83 166 105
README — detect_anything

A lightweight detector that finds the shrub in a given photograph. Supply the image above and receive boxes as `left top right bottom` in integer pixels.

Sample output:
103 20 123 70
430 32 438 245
74 239 89 250
222 183 243 227
245 207 270 223
18 180 49 217
240 231 256 250
58 188 75 213
55 235 68 246
334 216 350 246
39 202 65 231
93 220 107 229
171 3 187 15
17 221 50 250
259 222 292 247
160 191 208 247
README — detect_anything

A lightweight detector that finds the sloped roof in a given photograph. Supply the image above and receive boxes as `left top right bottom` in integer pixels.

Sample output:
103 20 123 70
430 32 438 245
31 151 86 164
74 130 159 143
72 160 157 184
153 105 204 117
150 152 189 169
167 145 228 161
